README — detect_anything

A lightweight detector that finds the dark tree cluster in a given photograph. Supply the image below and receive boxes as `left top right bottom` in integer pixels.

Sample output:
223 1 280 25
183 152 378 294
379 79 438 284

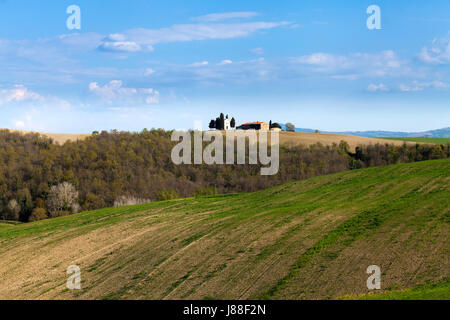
269 121 282 130
0 129 448 222
285 123 296 132
209 113 236 130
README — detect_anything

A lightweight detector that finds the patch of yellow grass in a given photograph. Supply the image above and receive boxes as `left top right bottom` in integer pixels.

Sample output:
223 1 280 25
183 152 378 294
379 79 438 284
3 129 91 145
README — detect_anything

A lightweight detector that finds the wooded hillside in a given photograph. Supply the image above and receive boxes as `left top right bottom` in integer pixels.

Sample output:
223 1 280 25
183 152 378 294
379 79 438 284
0 129 449 222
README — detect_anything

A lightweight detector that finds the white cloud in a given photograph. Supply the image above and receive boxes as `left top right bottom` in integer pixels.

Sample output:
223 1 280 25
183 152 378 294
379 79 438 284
0 18 289 88
148 56 276 86
89 80 159 104
258 70 269 77
399 81 450 92
0 33 104 66
190 61 209 67
98 21 289 53
182 95 191 104
0 33 120 85
14 120 25 128
418 34 450 64
399 84 422 92
145 90 160 104
250 47 264 55
98 41 144 53
368 83 389 92
292 50 411 79
12 111 42 131
0 85 72 114
144 68 156 76
51 97 72 109
191 12 260 22
331 74 359 80
89 80 136 99
218 59 233 65
107 34 127 42
295 52 337 66
0 85 44 104
431 81 450 88
0 14 287 64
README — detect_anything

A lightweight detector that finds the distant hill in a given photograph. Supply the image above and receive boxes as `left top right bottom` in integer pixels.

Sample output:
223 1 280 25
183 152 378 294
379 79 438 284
0 159 448 299
335 127 450 138
3 127 414 150
281 125 450 138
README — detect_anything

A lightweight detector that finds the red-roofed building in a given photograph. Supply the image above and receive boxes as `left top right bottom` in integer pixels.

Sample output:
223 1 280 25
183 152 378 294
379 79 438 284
237 122 270 131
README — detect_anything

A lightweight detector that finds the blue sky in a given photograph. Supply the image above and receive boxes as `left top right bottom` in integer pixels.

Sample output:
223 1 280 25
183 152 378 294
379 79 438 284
0 0 449 133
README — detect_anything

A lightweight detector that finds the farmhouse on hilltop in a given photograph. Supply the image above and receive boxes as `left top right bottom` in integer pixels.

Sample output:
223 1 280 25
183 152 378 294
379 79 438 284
209 114 283 131
237 122 270 131
237 121 282 131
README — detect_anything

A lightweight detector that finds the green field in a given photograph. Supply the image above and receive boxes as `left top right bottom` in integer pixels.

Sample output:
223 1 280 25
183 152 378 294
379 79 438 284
345 278 450 300
0 221 21 229
378 137 450 144
0 159 449 300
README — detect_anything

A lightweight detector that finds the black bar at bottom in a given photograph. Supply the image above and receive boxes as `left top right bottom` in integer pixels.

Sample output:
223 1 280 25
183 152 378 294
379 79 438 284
0 300 447 319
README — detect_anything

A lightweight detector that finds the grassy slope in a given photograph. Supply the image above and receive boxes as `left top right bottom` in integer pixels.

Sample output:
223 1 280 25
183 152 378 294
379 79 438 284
345 278 450 300
378 137 450 144
0 160 448 300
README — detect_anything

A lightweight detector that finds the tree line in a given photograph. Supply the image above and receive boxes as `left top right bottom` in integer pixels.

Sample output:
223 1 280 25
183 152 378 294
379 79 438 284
0 129 448 222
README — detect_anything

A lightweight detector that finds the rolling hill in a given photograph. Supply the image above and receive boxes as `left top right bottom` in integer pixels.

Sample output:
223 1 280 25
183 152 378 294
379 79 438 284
284 126 450 139
277 132 415 150
0 159 448 300
335 127 450 138
4 127 450 147
4 129 91 145
3 128 416 151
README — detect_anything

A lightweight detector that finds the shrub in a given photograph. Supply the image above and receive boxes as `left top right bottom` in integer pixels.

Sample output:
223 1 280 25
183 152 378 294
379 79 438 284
285 123 295 132
156 188 179 201
194 186 218 198
29 208 48 222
